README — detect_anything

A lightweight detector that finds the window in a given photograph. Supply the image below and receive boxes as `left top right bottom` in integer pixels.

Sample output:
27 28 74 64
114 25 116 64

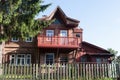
60 57 68 63
10 54 31 65
76 33 80 37
46 30 54 41
26 54 31 64
25 37 33 42
81 56 87 62
11 55 15 64
17 54 25 65
60 30 68 44
11 37 19 42
103 58 108 62
52 19 61 24
60 30 67 37
46 30 54 37
45 53 54 65
96 58 101 63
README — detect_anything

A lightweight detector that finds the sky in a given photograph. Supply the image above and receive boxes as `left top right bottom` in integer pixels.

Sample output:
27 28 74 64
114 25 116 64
37 0 120 56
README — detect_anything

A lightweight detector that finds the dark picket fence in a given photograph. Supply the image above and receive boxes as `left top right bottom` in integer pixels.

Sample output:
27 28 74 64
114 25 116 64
0 63 120 80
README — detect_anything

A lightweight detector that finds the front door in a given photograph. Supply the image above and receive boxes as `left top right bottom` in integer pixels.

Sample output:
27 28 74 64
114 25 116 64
60 30 68 44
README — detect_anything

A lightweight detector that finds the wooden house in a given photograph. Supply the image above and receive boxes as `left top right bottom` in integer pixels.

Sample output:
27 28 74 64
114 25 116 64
2 6 113 65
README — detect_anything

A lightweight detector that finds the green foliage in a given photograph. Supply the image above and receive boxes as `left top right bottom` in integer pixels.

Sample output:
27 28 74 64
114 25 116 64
0 75 32 79
116 55 120 63
0 0 51 42
107 48 118 56
107 48 118 61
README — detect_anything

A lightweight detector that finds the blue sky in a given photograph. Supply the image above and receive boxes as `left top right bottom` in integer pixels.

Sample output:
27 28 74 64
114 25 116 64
37 0 120 56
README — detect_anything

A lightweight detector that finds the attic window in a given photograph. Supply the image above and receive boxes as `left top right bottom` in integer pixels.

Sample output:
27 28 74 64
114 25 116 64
53 19 61 24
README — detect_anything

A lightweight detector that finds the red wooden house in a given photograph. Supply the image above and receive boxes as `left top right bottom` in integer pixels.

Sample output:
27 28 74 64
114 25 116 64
2 6 113 65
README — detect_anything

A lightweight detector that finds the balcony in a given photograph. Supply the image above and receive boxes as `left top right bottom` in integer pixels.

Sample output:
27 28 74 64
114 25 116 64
37 36 79 48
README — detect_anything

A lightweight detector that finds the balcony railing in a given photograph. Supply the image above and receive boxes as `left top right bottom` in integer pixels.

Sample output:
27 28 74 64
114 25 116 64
37 36 79 48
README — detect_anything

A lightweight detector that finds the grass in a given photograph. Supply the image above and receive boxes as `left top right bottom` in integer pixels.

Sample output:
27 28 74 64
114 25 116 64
0 75 118 80
0 75 32 79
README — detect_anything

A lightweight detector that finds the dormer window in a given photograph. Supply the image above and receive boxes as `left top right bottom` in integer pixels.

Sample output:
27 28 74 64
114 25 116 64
76 33 80 37
25 37 33 42
11 37 19 42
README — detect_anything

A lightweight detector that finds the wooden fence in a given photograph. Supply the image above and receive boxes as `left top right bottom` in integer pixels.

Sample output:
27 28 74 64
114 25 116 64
0 63 120 80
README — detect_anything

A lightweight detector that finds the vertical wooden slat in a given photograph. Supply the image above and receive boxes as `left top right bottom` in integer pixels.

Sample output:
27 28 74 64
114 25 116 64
94 63 96 78
33 64 35 80
80 63 82 79
51 64 54 80
114 63 117 78
41 64 43 79
65 63 68 80
91 63 94 79
88 63 91 79
101 63 103 78
68 63 70 80
63 63 65 79
83 63 85 79
36 64 38 79
11 65 14 79
109 63 112 78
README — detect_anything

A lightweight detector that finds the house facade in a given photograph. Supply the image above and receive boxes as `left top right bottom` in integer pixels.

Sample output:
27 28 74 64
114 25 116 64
2 7 113 65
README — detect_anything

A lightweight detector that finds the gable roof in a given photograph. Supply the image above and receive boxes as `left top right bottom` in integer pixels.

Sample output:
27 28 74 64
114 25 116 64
38 6 80 27
82 41 110 53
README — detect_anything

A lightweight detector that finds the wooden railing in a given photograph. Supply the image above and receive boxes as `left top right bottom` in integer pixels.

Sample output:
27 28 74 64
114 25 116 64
0 63 120 80
37 36 79 48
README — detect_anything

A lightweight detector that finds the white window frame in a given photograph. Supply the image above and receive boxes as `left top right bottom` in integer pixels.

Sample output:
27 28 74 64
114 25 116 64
16 54 25 65
26 54 31 65
25 37 33 42
11 37 19 42
46 30 54 37
60 30 68 44
96 58 101 63
45 53 54 65
10 54 31 65
60 30 67 37
46 30 54 41
10 54 15 64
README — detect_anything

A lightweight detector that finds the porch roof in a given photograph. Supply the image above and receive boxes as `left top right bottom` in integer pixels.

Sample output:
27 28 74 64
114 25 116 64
85 53 114 56
82 41 110 53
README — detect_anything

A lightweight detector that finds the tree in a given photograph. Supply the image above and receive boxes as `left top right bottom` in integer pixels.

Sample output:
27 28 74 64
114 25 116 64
107 48 118 56
116 55 120 63
0 0 51 42
107 48 118 63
